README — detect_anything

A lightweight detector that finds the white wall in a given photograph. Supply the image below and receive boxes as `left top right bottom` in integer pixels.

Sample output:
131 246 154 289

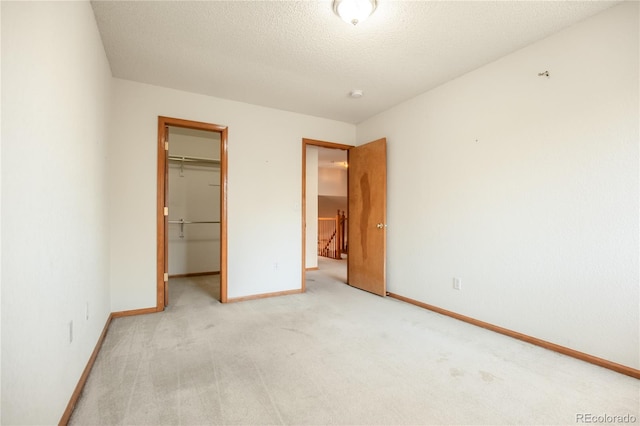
318 196 347 218
1 2 112 424
0 2 3 416
318 167 348 197
109 79 355 308
357 2 639 369
0 3 3 412
168 129 221 275
318 166 348 218
305 146 319 269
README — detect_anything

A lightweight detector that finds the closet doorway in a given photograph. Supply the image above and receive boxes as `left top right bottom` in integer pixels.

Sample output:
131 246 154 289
157 117 228 309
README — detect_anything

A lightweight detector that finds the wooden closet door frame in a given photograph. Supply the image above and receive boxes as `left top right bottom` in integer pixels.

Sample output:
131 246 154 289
157 116 229 308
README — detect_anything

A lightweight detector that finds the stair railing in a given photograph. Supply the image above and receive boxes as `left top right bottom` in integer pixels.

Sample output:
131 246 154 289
318 210 347 259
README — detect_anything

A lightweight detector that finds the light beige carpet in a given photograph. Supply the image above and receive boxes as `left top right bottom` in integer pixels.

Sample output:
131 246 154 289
70 259 639 425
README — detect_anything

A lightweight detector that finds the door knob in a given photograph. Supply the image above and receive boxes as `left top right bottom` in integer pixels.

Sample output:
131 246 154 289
376 223 385 229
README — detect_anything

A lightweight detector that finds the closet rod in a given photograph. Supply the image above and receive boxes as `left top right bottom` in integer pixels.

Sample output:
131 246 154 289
168 220 220 224
168 155 220 164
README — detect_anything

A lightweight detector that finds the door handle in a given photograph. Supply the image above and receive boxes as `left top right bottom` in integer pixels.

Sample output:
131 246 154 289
376 223 386 229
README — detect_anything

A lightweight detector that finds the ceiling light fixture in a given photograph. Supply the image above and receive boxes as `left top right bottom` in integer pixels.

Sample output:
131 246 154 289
333 0 377 26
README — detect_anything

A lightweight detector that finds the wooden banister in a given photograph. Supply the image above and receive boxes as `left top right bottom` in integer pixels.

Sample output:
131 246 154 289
318 210 347 259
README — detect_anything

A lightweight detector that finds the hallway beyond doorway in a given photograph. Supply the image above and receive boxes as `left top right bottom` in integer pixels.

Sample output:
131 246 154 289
314 256 347 284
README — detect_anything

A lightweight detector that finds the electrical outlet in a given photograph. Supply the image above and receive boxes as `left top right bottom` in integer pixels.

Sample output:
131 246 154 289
69 321 74 343
453 277 462 291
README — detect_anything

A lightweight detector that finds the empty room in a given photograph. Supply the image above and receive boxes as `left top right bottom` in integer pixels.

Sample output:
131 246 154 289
1 1 638 425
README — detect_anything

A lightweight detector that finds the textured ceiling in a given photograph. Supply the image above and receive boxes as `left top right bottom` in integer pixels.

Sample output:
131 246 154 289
91 1 619 124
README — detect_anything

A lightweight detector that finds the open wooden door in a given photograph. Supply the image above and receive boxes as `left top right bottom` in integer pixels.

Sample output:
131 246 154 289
348 138 387 296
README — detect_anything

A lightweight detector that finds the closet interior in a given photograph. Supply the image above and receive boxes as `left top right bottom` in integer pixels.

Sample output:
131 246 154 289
167 126 221 301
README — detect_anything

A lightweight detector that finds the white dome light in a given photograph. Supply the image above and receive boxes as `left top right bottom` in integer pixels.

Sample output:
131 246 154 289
333 0 377 26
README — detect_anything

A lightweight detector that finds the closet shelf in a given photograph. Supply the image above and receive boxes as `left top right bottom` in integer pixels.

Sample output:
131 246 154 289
169 218 220 239
169 219 220 224
168 155 220 164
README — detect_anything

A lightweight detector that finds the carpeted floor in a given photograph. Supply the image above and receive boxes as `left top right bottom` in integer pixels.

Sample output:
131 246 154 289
69 258 639 425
